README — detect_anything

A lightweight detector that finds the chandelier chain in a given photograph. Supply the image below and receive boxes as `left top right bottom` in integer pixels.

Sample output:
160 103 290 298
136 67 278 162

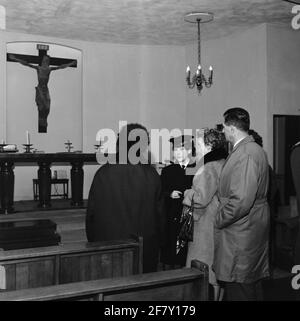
197 19 201 66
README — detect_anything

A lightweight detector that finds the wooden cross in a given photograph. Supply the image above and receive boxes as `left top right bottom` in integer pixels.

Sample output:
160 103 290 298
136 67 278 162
7 44 77 133
7 44 77 68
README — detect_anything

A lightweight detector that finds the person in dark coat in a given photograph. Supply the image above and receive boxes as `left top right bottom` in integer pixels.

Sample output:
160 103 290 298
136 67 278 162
160 135 195 269
213 108 270 301
86 123 164 273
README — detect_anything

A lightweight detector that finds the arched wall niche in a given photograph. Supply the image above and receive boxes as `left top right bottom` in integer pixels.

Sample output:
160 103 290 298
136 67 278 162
6 41 82 152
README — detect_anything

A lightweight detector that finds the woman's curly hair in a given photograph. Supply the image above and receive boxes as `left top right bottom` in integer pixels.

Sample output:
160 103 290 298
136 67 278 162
203 128 226 151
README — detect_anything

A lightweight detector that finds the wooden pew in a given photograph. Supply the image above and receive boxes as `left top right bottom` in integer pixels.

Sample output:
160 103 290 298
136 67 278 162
0 260 208 301
0 236 142 291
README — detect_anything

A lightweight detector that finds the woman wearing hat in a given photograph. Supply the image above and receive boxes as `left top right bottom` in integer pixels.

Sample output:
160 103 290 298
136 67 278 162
160 135 195 269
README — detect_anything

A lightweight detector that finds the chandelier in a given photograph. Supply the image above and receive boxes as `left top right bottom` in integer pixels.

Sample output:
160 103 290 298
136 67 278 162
184 12 214 94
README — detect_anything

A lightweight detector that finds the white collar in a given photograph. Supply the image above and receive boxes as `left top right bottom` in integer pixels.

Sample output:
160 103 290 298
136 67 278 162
233 136 247 148
179 159 190 169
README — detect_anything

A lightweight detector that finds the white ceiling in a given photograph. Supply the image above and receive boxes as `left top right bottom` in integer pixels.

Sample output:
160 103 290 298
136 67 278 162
0 0 295 45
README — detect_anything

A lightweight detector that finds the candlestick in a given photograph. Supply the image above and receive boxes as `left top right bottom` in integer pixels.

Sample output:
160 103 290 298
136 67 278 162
0 141 5 152
22 144 33 153
94 139 103 151
65 140 73 153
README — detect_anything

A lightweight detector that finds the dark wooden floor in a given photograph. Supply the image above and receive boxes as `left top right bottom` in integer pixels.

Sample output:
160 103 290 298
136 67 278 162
262 275 299 301
0 199 299 301
12 199 88 213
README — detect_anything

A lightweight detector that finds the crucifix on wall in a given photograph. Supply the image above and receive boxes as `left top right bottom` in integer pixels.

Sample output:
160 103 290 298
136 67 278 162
7 44 77 133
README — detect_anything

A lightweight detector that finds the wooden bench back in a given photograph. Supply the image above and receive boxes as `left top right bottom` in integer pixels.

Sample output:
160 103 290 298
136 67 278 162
0 236 142 291
0 260 209 301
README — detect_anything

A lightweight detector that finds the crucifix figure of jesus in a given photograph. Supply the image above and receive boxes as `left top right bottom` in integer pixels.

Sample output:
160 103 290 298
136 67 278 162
7 45 77 133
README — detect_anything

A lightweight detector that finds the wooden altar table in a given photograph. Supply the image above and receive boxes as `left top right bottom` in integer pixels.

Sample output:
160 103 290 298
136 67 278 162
0 153 97 214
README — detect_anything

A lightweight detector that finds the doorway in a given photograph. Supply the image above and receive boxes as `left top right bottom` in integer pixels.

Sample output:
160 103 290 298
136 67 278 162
273 115 300 205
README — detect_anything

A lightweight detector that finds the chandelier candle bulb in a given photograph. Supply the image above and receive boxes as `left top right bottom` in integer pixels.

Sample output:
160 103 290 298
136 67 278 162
209 66 213 81
186 66 190 78
198 65 202 76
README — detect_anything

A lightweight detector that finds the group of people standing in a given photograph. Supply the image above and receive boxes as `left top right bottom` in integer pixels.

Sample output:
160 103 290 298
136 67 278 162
161 107 270 301
85 107 271 301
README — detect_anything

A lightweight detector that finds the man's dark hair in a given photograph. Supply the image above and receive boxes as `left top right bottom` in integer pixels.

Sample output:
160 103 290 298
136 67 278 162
116 123 150 156
223 107 250 132
248 129 263 147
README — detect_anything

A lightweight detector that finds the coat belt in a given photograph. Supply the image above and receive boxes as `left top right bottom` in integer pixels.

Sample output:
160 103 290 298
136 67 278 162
218 196 267 206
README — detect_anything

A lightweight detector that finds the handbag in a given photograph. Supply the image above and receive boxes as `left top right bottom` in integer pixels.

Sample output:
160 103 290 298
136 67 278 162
176 196 194 254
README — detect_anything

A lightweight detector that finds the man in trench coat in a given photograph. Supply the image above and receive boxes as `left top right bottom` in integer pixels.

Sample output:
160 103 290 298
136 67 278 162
213 107 270 301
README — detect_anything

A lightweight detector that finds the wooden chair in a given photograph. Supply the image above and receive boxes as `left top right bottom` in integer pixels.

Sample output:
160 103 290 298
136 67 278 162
33 178 69 200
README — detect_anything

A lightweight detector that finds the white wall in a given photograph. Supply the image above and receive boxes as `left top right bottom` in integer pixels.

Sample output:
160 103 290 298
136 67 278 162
185 23 300 168
6 42 82 151
2 22 299 201
0 30 186 200
186 24 268 158
266 24 300 166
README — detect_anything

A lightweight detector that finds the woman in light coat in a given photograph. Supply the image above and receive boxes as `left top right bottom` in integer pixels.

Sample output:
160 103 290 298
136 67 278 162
183 128 227 301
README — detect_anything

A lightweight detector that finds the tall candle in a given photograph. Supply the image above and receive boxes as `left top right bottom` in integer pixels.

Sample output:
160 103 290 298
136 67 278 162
26 131 30 145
